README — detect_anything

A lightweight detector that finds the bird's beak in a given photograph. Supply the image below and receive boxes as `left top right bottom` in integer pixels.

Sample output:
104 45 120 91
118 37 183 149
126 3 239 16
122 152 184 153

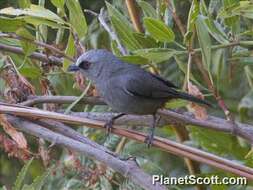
68 64 79 72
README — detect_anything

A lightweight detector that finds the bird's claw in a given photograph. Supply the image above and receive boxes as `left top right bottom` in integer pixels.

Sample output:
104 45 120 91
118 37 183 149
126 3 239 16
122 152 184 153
104 119 113 136
144 134 154 148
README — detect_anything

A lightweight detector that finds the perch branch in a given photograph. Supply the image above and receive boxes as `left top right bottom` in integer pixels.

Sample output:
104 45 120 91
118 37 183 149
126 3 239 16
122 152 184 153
1 105 253 179
18 95 253 144
7 115 165 190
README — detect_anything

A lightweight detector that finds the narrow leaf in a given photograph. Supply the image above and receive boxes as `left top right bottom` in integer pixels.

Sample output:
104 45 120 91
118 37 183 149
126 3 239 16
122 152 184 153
106 2 141 51
63 33 75 71
195 15 212 71
13 158 34 190
134 48 178 63
66 0 87 39
144 17 175 43
137 0 156 18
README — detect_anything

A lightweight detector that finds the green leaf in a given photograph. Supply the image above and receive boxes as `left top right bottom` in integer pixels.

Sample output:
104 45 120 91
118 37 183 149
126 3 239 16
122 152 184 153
0 17 26 32
13 158 34 190
199 0 208 15
0 57 6 71
21 185 34 190
29 167 51 190
106 2 132 30
211 49 224 86
202 16 229 44
134 48 178 63
143 17 175 43
66 0 87 40
24 17 65 29
174 55 204 88
18 0 31 8
239 90 253 121
237 57 253 66
0 5 65 24
0 186 8 190
195 15 212 71
137 0 156 18
190 127 247 159
185 0 199 44
106 2 141 51
110 17 141 50
63 33 75 71
165 99 188 109
132 33 158 48
218 0 240 33
16 28 37 56
19 67 42 79
51 0 65 10
111 40 122 56
118 55 149 64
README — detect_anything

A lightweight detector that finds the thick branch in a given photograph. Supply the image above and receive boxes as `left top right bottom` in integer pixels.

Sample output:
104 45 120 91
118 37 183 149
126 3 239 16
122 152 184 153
0 44 63 66
33 119 114 155
1 105 253 179
7 115 165 190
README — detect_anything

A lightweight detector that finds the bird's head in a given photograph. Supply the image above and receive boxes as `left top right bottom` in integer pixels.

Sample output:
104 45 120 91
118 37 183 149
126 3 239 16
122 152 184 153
68 49 117 82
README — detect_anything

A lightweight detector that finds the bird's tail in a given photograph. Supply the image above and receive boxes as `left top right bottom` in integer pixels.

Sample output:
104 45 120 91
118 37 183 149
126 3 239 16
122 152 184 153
173 91 212 107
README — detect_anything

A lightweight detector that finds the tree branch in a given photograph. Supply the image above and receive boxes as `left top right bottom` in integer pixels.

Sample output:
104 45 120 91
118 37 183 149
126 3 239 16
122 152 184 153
1 104 253 179
0 44 63 66
98 8 127 55
0 32 75 62
17 95 253 144
125 0 144 33
7 115 165 190
20 95 105 106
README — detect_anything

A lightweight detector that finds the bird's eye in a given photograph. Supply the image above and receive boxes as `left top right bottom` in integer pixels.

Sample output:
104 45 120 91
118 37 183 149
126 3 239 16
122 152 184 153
79 60 91 70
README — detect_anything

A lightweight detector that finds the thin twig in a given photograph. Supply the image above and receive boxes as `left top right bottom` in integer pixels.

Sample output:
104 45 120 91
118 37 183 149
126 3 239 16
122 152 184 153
0 44 63 66
0 33 74 62
98 8 127 55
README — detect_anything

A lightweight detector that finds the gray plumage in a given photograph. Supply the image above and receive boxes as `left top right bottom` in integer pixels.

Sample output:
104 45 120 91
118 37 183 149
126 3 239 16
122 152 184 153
69 49 210 115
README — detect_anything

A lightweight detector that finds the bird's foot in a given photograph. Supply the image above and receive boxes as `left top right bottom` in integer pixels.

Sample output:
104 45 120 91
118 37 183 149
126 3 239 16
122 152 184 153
104 119 114 136
104 113 126 136
144 133 154 148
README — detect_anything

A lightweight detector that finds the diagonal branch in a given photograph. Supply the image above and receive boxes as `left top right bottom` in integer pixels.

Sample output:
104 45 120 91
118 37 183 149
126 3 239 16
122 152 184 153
98 8 127 55
0 32 75 62
0 44 63 66
7 115 166 190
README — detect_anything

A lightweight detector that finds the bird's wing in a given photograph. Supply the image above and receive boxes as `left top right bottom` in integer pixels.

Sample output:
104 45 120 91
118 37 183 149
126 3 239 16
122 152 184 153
123 71 177 99
150 73 178 89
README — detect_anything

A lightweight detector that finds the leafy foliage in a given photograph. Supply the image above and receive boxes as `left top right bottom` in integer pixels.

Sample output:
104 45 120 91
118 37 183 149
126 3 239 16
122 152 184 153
0 0 253 189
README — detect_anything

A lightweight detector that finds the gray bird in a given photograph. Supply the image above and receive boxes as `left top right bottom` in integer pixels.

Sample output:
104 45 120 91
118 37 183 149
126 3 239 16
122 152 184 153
68 49 211 146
